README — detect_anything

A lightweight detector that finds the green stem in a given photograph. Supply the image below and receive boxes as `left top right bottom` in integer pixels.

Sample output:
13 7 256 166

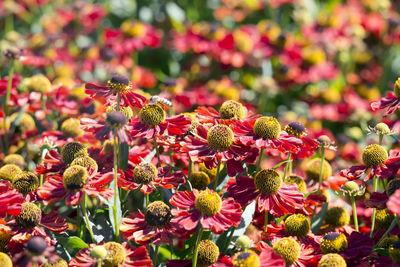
351 196 359 232
98 260 102 267
5 14 14 33
213 159 222 191
154 136 161 167
188 156 193 181
112 133 120 241
223 227 235 253
370 176 379 238
374 216 398 248
379 134 383 146
146 193 149 207
3 60 15 153
192 227 204 267
264 211 269 232
81 193 95 242
153 245 159 266
317 147 325 194
256 148 264 170
283 152 292 180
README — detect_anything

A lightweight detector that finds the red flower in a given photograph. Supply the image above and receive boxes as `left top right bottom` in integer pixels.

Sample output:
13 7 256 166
387 189 400 217
70 242 152 267
0 181 24 218
283 121 318 159
170 189 242 234
216 246 285 267
227 169 304 217
85 74 146 108
371 92 400 116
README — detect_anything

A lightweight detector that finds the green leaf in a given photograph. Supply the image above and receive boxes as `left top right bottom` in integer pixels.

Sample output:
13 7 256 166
372 248 389 257
311 202 328 233
118 142 129 171
59 236 89 250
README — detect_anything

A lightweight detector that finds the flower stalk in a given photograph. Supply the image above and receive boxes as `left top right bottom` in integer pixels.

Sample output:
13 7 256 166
192 226 204 267
351 196 359 232
317 147 325 194
112 132 120 241
81 193 95 242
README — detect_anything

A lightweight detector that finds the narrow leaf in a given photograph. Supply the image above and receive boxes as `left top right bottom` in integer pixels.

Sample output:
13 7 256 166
311 202 328 233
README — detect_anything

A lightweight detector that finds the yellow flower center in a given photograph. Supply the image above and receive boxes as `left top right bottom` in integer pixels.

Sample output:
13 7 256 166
284 214 311 238
12 171 39 195
134 163 158 185
0 231 12 252
139 104 166 126
106 104 134 120
15 202 42 229
254 169 282 195
71 156 98 172
0 252 12 267
3 154 26 169
305 159 332 182
394 77 400 98
145 201 172 228
253 116 281 140
197 240 220 266
232 251 260 267
284 121 306 138
25 75 52 93
189 172 210 190
102 242 126 267
318 253 346 267
285 175 307 192
42 259 68 267
387 178 400 196
63 166 89 190
320 232 348 254
325 206 350 228
376 208 394 229
207 124 234 151
61 142 88 164
273 237 301 266
195 190 222 216
61 118 83 138
199 163 221 182
10 113 36 133
107 74 131 93
0 164 22 182
378 235 399 249
219 100 245 120
362 144 388 168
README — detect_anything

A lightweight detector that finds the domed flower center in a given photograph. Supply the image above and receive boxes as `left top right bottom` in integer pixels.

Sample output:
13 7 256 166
15 203 42 229
273 237 301 266
0 164 22 182
71 156 98 173
61 142 88 164
254 169 282 195
63 166 89 190
342 181 359 192
106 104 133 120
195 190 222 216
219 100 245 120
318 253 346 267
387 178 400 196
320 232 348 254
102 242 126 267
42 259 68 267
232 251 260 267
27 236 48 255
284 121 306 138
0 252 12 267
25 75 52 93
197 240 220 267
10 113 36 133
134 163 158 184
394 77 400 98
189 172 210 190
3 154 26 169
207 124 234 151
285 175 306 192
378 236 399 249
284 214 311 238
253 116 281 140
376 209 394 229
139 105 166 126
144 201 172 228
106 111 127 129
325 206 350 228
61 118 83 138
12 171 39 195
305 158 332 182
107 74 131 93
0 232 12 252
362 144 388 167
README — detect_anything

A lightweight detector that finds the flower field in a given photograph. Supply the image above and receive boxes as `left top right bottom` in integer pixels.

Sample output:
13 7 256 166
1 0 400 266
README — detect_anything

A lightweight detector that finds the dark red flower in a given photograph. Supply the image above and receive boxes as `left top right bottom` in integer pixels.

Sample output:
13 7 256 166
371 92 400 116
0 181 24 218
387 189 400 217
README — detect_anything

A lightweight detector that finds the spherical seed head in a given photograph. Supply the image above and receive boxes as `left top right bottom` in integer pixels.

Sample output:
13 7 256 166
273 237 301 266
232 251 260 267
342 181 359 191
71 156 98 173
375 122 391 135
378 235 399 249
189 172 210 189
199 163 222 181
320 232 348 254
3 154 26 169
254 169 282 195
106 111 127 129
317 135 332 147
107 74 131 93
318 253 347 267
325 206 350 228
103 140 114 154
362 144 388 168
219 100 245 120
197 240 220 266
139 104 166 126
106 104 133 120
0 252 12 267
207 125 234 151
3 47 22 60
0 164 22 181
253 116 281 140
10 113 36 133
284 214 311 238
102 242 126 267
42 259 68 267
133 163 158 184
376 209 394 229
63 166 89 190
15 202 42 229
0 231 12 252
61 142 88 164
235 235 253 251
195 190 222 216
387 178 400 196
25 75 52 93
61 118 83 138
285 175 307 192
145 201 172 228
394 77 400 98
26 236 47 255
12 171 39 195
285 121 306 137
90 245 108 259
305 158 332 182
